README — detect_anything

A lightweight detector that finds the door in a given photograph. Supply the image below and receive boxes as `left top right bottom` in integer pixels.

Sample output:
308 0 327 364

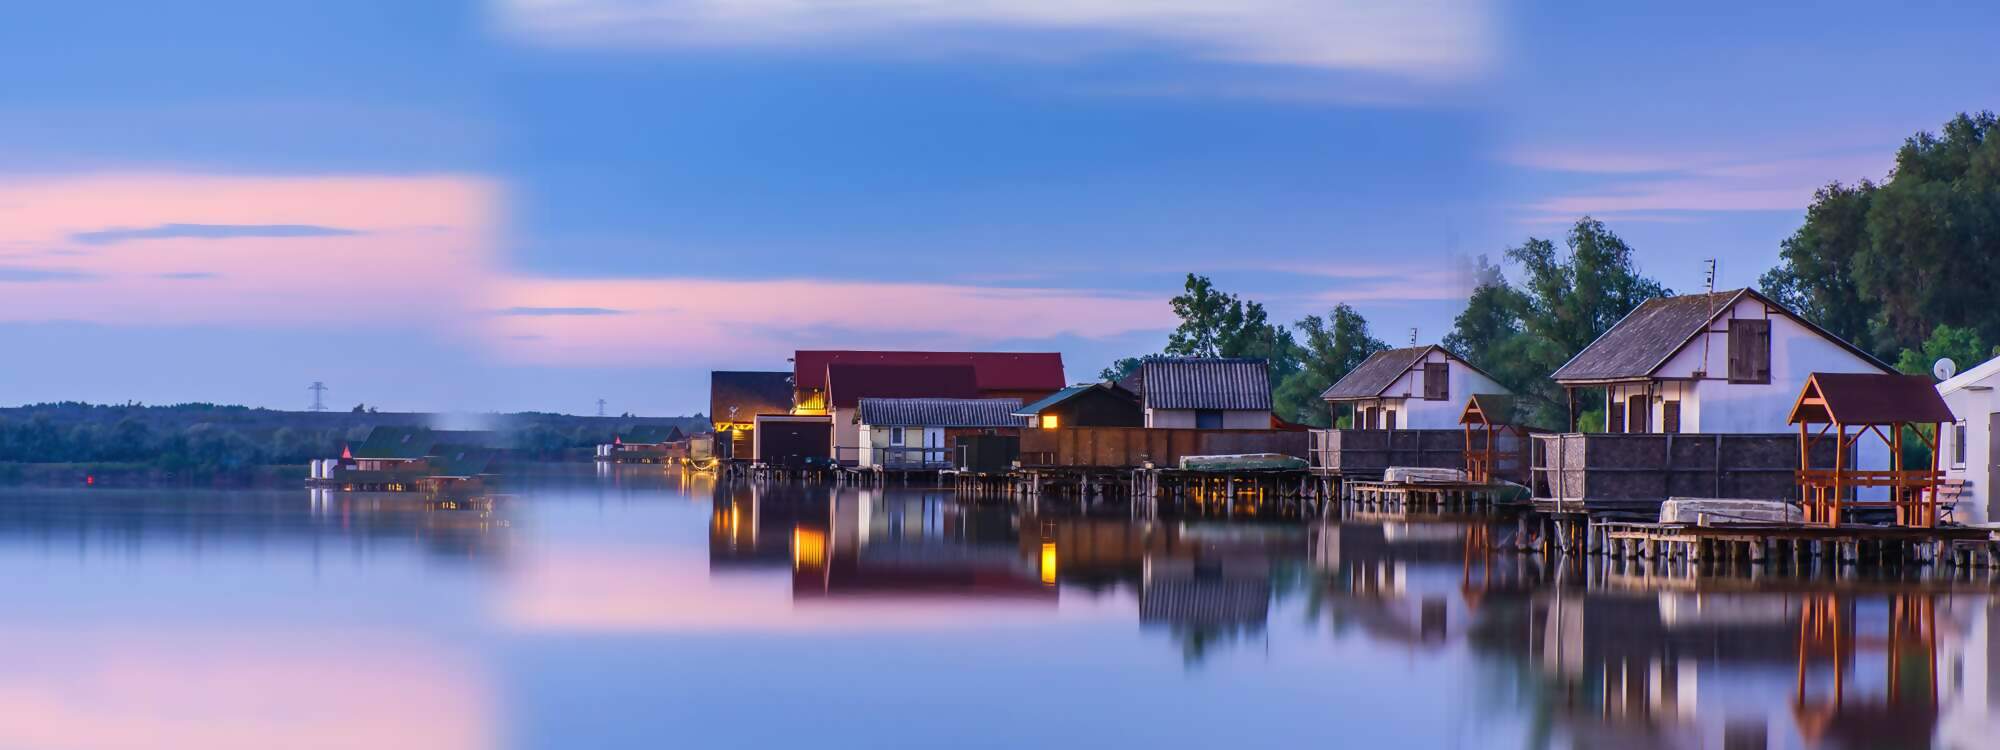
1989 415 1998 523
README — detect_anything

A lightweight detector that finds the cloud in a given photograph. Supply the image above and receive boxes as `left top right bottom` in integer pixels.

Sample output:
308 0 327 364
481 275 1173 366
489 0 1496 80
496 306 626 316
71 222 363 246
1510 148 1896 217
153 271 221 280
0 266 97 282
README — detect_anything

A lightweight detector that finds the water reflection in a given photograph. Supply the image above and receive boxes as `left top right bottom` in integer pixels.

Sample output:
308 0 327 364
0 474 1994 748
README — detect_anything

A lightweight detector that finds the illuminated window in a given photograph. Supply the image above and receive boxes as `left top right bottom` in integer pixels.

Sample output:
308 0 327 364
1040 414 1060 429
1039 542 1057 585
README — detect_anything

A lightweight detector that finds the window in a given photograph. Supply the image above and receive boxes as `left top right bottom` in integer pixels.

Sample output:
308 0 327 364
1728 318 1772 383
1423 363 1450 401
1954 420 1967 467
889 427 904 445
1196 410 1224 429
1662 401 1682 433
1040 414 1060 430
1626 395 1650 433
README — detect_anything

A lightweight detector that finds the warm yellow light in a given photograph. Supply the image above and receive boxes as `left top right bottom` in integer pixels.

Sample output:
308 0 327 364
793 527 826 571
1040 414 1060 430
1039 542 1057 585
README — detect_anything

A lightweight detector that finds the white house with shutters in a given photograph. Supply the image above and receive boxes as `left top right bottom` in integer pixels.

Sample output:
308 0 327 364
1320 345 1508 429
1551 288 1896 434
1938 355 2000 525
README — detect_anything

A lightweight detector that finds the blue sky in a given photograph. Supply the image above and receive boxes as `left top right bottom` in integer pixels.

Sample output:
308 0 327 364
1 0 1994 415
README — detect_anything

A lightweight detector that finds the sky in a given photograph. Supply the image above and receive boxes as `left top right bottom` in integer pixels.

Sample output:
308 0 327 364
1 0 1995 415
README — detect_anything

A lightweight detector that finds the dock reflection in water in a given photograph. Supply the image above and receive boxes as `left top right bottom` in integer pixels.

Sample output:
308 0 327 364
0 473 1996 748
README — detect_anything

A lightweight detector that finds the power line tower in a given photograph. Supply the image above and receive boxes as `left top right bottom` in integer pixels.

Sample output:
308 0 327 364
308 381 328 412
596 398 608 417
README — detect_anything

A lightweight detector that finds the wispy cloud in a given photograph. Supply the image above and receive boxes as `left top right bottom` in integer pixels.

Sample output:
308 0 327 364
154 271 221 280
1508 147 1895 218
496 306 627 316
71 223 363 246
490 0 1496 80
0 266 97 282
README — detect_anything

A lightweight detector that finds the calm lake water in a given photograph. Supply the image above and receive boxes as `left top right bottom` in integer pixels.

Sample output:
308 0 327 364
2 465 1995 749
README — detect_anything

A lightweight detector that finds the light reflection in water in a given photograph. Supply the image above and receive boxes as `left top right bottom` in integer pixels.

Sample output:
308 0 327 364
0 468 1994 749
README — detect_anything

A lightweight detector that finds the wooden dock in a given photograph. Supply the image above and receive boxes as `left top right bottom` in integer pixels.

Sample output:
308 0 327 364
1591 521 1999 569
1344 479 1519 513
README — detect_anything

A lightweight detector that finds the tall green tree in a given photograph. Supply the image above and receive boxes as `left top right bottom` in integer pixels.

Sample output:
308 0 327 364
1893 324 2000 378
1761 112 2000 360
1162 273 1301 392
1099 357 1145 382
1276 304 1389 426
1444 220 1668 427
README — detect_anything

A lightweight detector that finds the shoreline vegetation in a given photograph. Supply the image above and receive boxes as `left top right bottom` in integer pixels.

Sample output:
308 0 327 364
1103 111 2000 431
0 402 706 486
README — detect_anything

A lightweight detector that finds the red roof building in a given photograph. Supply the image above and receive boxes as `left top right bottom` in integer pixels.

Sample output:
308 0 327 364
792 350 1065 411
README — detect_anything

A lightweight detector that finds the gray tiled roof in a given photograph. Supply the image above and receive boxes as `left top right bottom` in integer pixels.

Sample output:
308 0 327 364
1551 291 1742 382
1321 345 1435 400
1137 357 1271 411
856 397 1029 427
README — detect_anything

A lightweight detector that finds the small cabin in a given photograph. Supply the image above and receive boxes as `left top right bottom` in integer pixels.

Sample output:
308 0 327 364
823 363 979 465
855 397 1027 469
1122 357 1272 430
1012 382 1143 430
1322 345 1507 430
1551 288 1897 434
1939 354 2000 524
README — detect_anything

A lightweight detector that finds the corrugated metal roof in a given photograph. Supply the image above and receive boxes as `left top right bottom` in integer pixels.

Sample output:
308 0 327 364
710 371 793 423
793 351 1064 393
857 397 1028 427
826 363 980 408
1789 373 1956 425
1138 357 1271 411
1321 345 1434 400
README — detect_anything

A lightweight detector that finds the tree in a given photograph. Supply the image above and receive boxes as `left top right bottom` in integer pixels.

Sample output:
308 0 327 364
1277 304 1388 426
1761 112 2000 359
1445 219 1668 427
1163 273 1302 393
1760 181 1880 356
1099 357 1145 382
1894 324 1999 378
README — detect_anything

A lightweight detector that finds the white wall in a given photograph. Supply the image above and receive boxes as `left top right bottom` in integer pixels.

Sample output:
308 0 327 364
1370 349 1508 429
1648 295 1887 433
830 406 861 465
1145 408 1269 429
1942 374 1998 524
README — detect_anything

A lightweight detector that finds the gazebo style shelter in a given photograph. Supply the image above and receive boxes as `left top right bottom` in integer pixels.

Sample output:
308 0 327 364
1787 373 1956 527
1459 393 1535 485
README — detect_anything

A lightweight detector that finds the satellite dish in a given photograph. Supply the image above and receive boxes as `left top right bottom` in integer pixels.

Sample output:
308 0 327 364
1934 358 1959 381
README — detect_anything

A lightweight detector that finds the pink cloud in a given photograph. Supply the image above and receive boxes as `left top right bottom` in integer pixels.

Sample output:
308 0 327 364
479 276 1175 366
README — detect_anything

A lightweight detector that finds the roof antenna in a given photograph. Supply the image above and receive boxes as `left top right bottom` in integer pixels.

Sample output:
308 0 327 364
1705 258 1717 294
1409 327 1419 346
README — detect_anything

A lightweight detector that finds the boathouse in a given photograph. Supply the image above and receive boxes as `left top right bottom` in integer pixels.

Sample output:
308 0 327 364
824 363 979 465
854 397 1027 470
1533 289 1896 512
1322 345 1506 430
1550 288 1896 433
1938 354 2000 524
1012 382 1143 430
789 350 1066 414
710 370 794 459
1121 357 1273 429
752 414 833 469
595 424 686 463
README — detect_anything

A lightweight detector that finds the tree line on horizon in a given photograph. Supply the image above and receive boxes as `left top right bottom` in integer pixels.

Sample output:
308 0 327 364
1105 111 2000 430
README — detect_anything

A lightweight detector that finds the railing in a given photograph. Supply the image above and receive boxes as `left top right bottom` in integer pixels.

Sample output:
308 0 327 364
1796 469 1944 527
835 445 955 469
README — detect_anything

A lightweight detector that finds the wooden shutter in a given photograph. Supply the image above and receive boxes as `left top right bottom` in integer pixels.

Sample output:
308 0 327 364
1386 409 1399 430
1729 319 1771 383
1662 401 1681 433
1424 363 1450 400
1606 402 1625 434
1627 395 1650 433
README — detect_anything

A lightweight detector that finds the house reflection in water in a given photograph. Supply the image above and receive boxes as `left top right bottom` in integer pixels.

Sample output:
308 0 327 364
1311 518 1527 647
